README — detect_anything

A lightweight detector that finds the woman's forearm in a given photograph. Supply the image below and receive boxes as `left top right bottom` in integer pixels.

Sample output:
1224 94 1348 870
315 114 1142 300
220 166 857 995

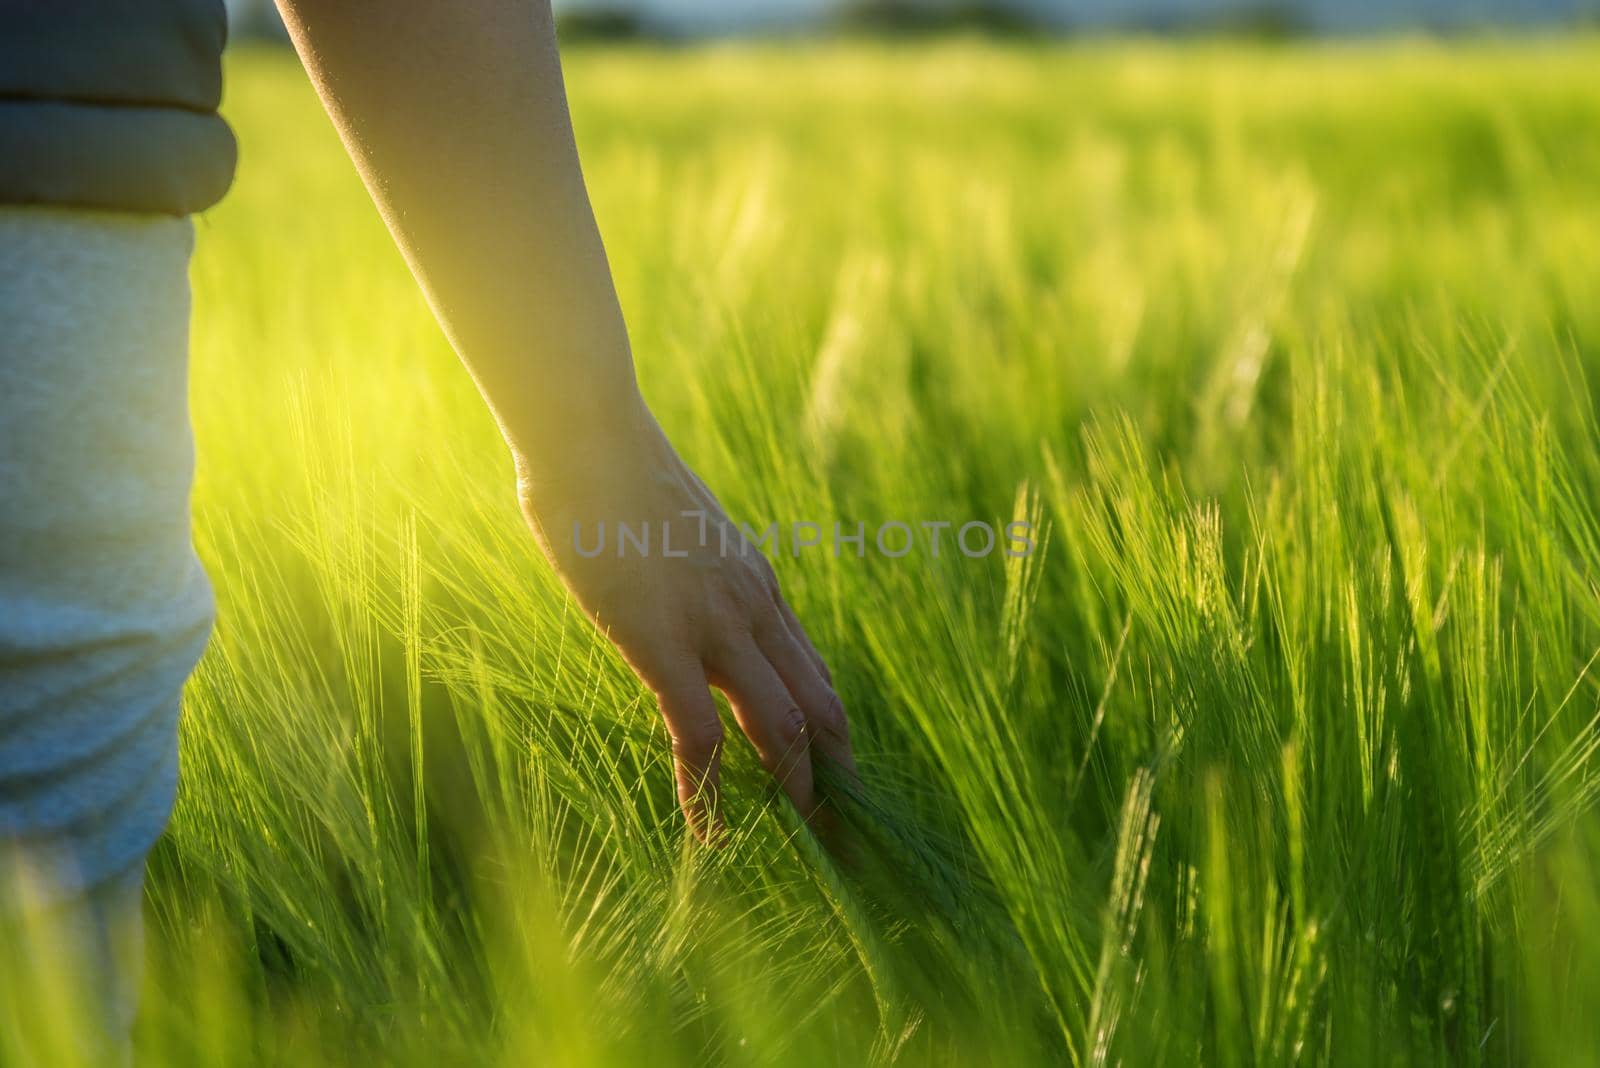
273 0 856 839
276 0 642 465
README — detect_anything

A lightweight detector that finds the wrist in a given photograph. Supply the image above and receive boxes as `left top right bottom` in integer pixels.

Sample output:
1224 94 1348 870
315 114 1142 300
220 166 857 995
508 377 658 504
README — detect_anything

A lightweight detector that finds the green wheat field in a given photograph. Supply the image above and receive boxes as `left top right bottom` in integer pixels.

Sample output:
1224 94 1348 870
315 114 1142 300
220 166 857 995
43 37 1600 1065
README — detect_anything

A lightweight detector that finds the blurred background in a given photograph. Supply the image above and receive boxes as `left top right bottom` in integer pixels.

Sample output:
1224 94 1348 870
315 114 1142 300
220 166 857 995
67 1 1598 1065
226 0 1599 40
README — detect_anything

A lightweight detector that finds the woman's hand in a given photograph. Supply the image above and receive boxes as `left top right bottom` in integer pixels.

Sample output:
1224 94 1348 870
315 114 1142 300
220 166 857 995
514 401 855 840
274 0 853 838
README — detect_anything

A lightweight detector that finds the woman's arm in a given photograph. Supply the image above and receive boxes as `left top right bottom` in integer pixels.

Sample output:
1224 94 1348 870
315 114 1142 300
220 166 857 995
274 0 854 837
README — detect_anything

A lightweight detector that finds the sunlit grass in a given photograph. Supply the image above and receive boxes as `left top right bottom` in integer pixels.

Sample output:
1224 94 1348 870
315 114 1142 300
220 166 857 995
37 37 1600 1065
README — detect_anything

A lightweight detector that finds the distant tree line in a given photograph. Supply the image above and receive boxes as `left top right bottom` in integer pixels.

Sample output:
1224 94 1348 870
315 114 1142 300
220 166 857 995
552 1 1308 42
551 1 1059 41
555 6 652 41
832 0 1050 36
229 0 1591 44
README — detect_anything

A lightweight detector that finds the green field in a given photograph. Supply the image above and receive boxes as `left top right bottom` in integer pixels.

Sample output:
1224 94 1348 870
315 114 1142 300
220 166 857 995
70 39 1600 1065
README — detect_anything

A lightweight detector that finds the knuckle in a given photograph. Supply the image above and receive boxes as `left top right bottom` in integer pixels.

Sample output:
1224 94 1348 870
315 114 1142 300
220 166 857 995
750 595 784 634
709 582 756 629
635 646 702 694
669 716 724 761
811 692 850 743
773 705 809 752
702 623 750 666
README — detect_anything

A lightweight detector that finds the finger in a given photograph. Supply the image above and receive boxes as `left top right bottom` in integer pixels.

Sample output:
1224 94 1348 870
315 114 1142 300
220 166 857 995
757 610 857 782
708 639 816 818
645 659 725 843
775 592 833 687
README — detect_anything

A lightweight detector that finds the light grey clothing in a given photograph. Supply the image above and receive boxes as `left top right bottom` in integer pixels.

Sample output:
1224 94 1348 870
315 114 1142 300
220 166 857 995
0 205 214 898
